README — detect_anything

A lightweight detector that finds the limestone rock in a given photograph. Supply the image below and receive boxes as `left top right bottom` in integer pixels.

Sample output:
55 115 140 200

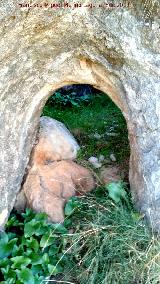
100 166 121 185
21 160 95 223
0 0 160 230
31 116 80 166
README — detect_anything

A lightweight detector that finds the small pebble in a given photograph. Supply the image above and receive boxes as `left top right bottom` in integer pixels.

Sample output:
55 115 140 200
99 154 105 162
88 157 102 168
110 153 116 162
88 156 98 163
93 133 101 140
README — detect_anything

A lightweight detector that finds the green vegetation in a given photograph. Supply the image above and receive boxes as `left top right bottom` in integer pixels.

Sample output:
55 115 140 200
43 89 129 164
1 86 159 283
47 88 92 108
1 185 160 284
0 209 70 283
62 186 160 284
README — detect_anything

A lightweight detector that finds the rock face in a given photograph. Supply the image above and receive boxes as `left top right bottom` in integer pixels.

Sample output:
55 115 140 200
31 116 80 165
0 1 160 230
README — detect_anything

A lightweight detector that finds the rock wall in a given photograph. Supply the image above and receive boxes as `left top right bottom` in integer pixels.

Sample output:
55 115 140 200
0 1 160 229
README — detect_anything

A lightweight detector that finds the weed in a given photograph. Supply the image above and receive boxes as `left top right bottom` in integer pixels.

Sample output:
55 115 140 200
61 187 160 284
0 209 70 283
1 187 160 283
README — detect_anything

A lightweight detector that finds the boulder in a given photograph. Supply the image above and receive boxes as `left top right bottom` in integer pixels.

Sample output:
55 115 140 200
31 116 80 166
18 160 95 223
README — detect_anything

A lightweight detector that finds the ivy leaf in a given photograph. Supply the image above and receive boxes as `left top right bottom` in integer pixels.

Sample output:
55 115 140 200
22 208 36 223
48 263 63 275
22 237 39 252
5 216 18 227
2 268 17 282
0 235 17 259
105 182 127 203
65 202 74 216
40 232 55 248
24 219 48 237
25 252 43 265
12 244 24 257
16 268 35 284
31 264 43 275
34 212 48 222
48 245 59 256
24 220 41 237
50 223 67 234
11 256 31 269
42 253 49 265
0 257 10 268
48 264 61 275
65 197 79 216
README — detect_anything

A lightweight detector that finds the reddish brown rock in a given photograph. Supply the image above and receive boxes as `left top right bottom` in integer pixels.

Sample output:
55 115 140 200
21 160 95 223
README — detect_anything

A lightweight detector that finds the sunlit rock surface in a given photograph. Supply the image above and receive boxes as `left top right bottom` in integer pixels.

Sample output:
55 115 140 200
0 0 160 230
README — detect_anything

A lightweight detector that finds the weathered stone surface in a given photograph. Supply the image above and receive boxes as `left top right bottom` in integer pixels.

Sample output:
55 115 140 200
20 160 95 223
31 116 80 165
0 1 160 230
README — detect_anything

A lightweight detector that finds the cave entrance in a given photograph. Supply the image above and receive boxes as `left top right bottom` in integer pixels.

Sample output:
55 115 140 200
15 84 130 223
42 83 130 178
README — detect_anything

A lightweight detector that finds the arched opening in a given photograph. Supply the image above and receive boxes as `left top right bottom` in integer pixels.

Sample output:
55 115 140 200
14 83 130 221
5 83 160 284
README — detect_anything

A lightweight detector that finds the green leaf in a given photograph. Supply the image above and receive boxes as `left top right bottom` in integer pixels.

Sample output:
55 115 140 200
31 264 43 275
11 256 31 269
65 202 74 216
0 232 8 243
2 278 15 284
5 215 22 229
50 223 68 234
22 208 36 223
42 253 49 265
24 219 48 237
34 212 48 222
12 244 24 257
2 268 17 282
22 237 39 252
65 197 79 216
0 257 10 268
48 264 62 275
16 268 35 284
40 232 55 248
48 245 59 256
25 252 43 265
0 236 17 259
105 182 127 203
24 220 40 237
1 264 10 275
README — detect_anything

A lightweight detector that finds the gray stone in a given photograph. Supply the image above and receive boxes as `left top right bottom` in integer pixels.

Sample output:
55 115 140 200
93 133 101 140
88 157 102 169
31 116 80 165
0 1 160 231
110 154 117 162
